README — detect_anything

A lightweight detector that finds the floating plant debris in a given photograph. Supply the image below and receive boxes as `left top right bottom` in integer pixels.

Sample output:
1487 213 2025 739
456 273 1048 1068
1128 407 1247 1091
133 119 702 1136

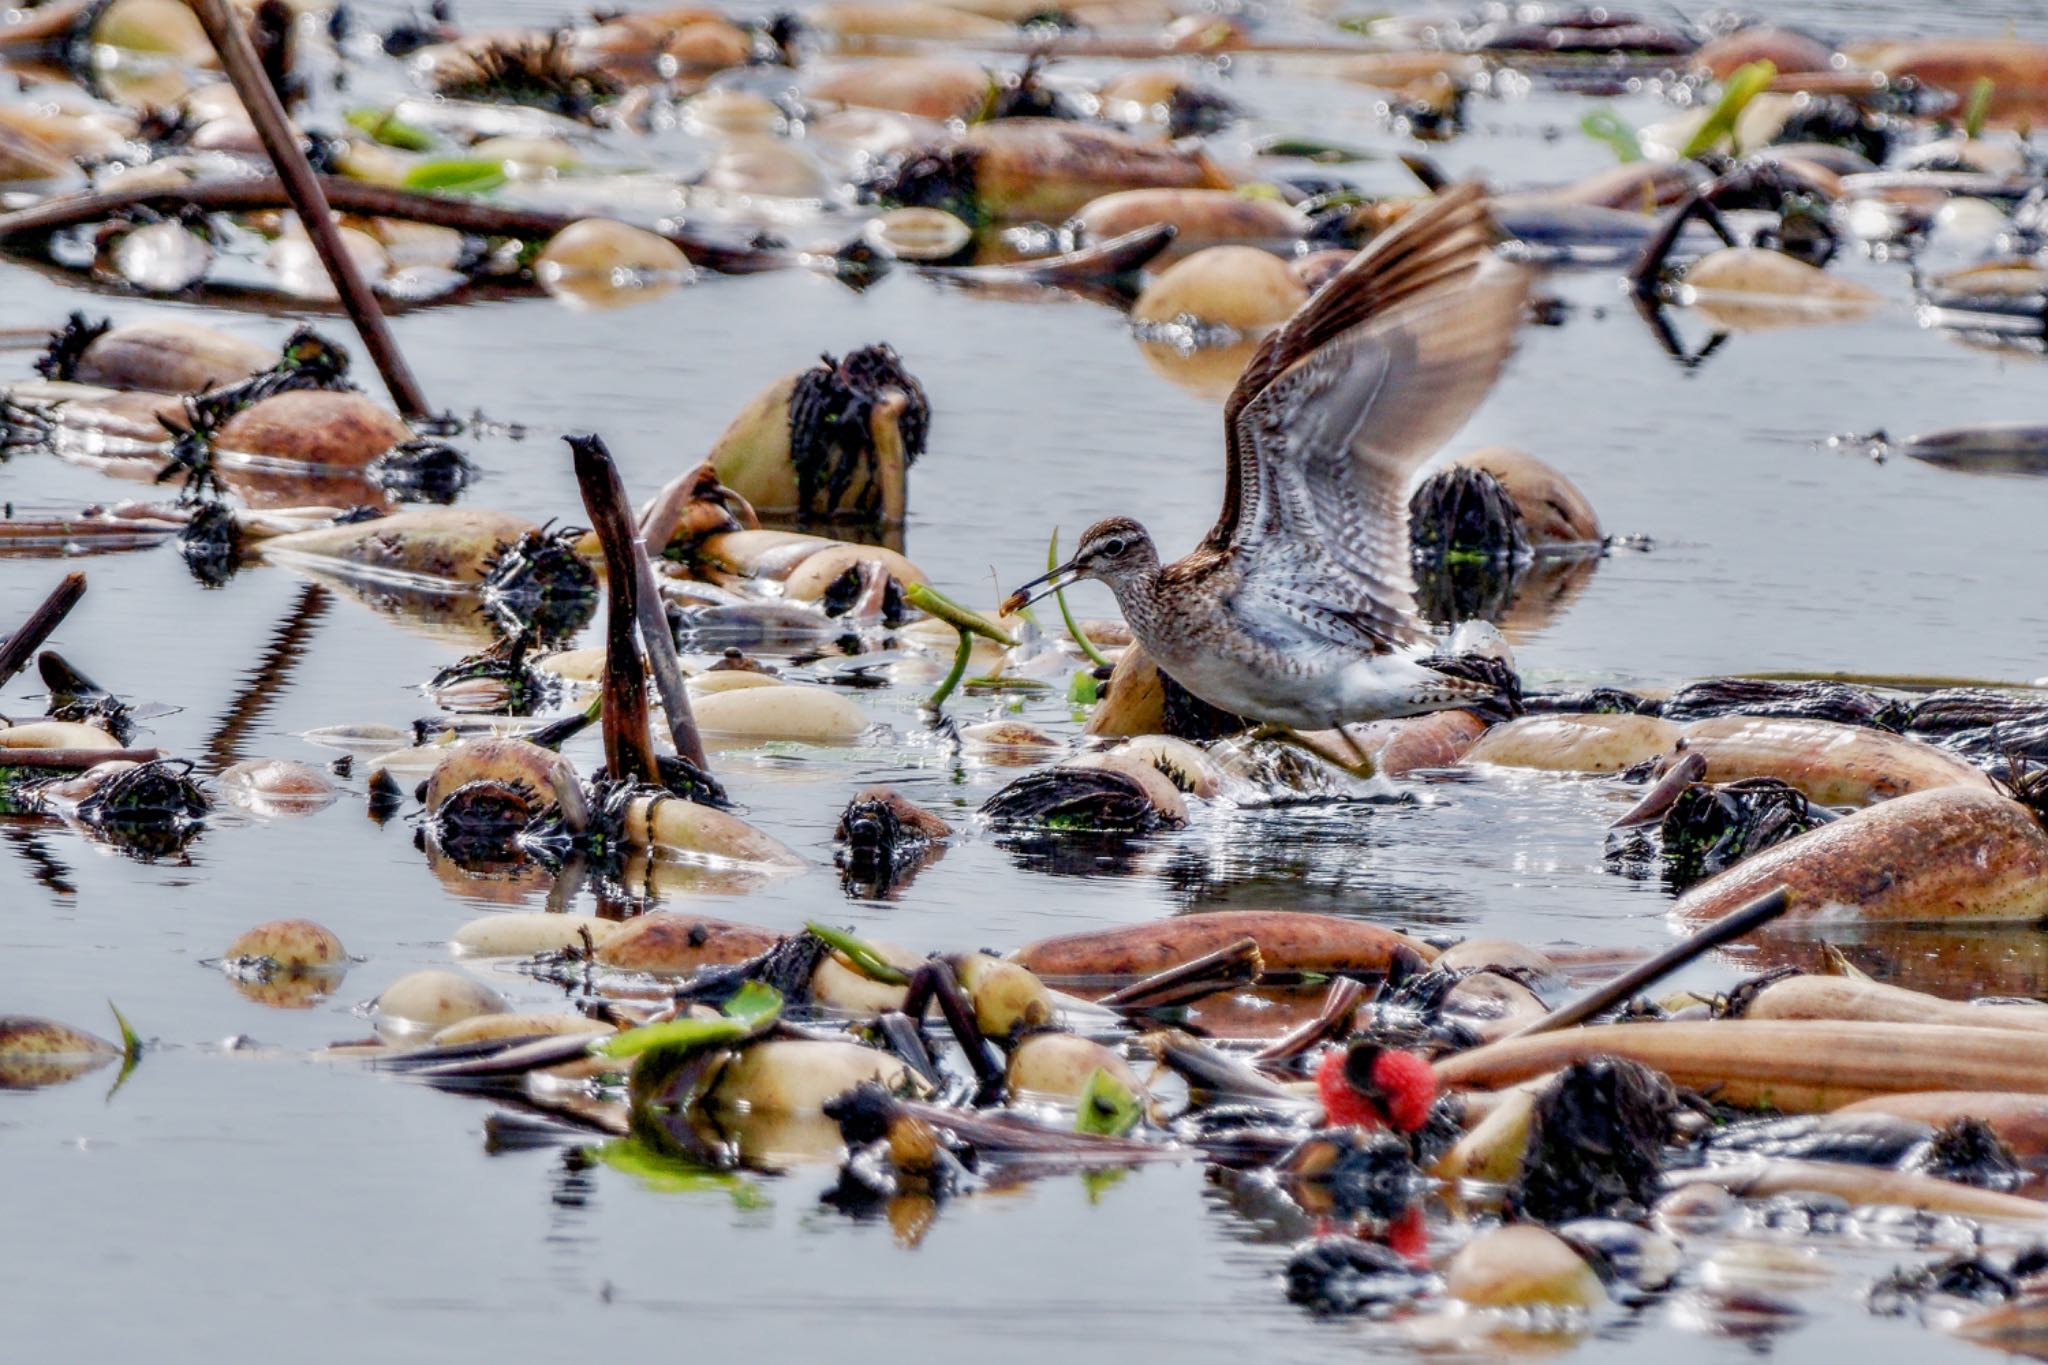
5 1 2048 1357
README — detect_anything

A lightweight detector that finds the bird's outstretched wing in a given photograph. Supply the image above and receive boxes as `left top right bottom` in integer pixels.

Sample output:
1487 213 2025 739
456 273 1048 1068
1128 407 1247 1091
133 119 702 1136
1203 182 1529 651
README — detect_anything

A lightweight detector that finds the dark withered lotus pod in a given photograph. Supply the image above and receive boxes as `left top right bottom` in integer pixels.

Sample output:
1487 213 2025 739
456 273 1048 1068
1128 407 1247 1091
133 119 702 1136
1506 1055 1680 1224
980 766 1164 833
1661 677 1913 731
1660 777 1829 887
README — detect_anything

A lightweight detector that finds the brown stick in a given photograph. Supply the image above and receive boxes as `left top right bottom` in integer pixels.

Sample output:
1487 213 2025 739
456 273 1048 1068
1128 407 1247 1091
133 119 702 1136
0 572 85 687
569 437 658 783
1496 886 1794 1042
0 748 166 769
183 0 432 419
568 435 709 773
0 177 784 274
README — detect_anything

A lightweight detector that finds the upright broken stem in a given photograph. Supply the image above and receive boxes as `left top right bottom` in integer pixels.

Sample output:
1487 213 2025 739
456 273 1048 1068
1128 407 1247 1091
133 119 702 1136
568 435 708 775
184 0 433 419
0 572 85 687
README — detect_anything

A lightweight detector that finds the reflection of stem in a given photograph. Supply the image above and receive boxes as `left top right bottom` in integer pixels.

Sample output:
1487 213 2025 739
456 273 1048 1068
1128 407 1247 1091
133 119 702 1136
3 825 76 897
204 582 330 772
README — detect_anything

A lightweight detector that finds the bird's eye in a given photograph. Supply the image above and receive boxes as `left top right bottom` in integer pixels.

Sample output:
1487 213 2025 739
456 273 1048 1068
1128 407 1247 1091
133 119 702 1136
1102 537 1126 557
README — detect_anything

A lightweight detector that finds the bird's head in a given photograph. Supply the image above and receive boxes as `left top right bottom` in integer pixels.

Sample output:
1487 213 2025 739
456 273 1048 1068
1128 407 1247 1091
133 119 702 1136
1001 516 1158 615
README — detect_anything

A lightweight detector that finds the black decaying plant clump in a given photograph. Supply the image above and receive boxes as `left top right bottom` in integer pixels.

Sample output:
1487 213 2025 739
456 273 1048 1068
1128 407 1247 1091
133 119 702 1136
68 759 209 857
1660 677 1912 731
1166 84 1241 138
1912 693 2048 781
1506 1056 1680 1224
1917 1117 2024 1191
39 652 135 745
980 57 1081 122
1660 778 1827 887
1408 464 1529 565
980 767 1163 833
369 439 477 503
478 524 600 641
859 145 985 227
1868 1246 2048 1318
674 930 833 1009
33 312 110 381
1415 652 1523 723
177 500 242 585
1524 686 1658 716
431 35 621 121
428 629 556 716
787 344 931 523
1284 1237 1437 1317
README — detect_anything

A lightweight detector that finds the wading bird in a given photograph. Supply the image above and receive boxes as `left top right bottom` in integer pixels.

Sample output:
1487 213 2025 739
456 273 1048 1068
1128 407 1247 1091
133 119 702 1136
1003 183 1529 733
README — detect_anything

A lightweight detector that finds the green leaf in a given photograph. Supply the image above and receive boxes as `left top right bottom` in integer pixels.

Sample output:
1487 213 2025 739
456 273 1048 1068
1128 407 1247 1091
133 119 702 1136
1964 77 1994 139
108 1000 142 1062
595 984 783 1060
1254 137 1373 165
1067 670 1099 706
344 107 436 152
1682 60 1776 160
721 980 782 1030
1048 529 1112 668
1580 108 1641 163
805 922 910 986
1076 1066 1141 1137
401 158 507 194
586 1139 769 1207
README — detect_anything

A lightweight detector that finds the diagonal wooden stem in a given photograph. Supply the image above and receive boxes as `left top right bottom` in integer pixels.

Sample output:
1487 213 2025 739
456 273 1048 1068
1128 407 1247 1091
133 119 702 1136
0 572 85 688
183 0 433 419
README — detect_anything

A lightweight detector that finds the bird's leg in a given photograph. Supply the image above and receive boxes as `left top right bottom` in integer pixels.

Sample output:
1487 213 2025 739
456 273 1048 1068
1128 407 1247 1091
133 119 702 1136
1249 723 1376 779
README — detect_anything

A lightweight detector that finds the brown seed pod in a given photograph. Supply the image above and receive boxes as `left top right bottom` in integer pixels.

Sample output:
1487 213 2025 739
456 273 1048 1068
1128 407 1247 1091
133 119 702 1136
1463 713 1684 773
593 914 785 974
1013 910 1435 983
1070 189 1305 260
867 118 1230 225
1435 1019 2048 1111
1133 245 1308 333
260 508 541 585
223 918 347 971
213 390 412 469
0 1016 122 1090
35 314 272 392
1672 785 2048 925
808 58 991 121
1675 715 1991 806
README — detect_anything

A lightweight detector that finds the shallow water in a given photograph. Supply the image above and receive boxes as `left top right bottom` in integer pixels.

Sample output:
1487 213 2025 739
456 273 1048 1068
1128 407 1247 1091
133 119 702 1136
5 0 2048 1359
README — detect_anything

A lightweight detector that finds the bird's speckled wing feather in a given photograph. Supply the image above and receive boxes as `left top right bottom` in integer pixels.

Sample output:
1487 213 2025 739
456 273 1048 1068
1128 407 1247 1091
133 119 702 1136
1203 182 1529 651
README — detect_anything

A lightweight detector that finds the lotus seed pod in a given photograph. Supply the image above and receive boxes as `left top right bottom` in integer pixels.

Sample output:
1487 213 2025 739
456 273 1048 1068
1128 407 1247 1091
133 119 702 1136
224 919 347 971
1445 1224 1605 1310
536 219 694 309
1007 1032 1145 1100
452 912 623 958
371 969 509 1037
1133 246 1307 332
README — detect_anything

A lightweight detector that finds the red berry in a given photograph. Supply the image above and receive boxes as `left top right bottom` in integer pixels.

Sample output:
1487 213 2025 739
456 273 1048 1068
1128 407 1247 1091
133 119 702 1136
1315 1047 1381 1129
1314 1045 1439 1134
1371 1049 1438 1134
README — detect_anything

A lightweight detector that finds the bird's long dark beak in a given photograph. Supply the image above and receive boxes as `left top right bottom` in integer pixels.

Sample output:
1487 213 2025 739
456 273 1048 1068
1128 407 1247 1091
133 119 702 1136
1000 558 1084 616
